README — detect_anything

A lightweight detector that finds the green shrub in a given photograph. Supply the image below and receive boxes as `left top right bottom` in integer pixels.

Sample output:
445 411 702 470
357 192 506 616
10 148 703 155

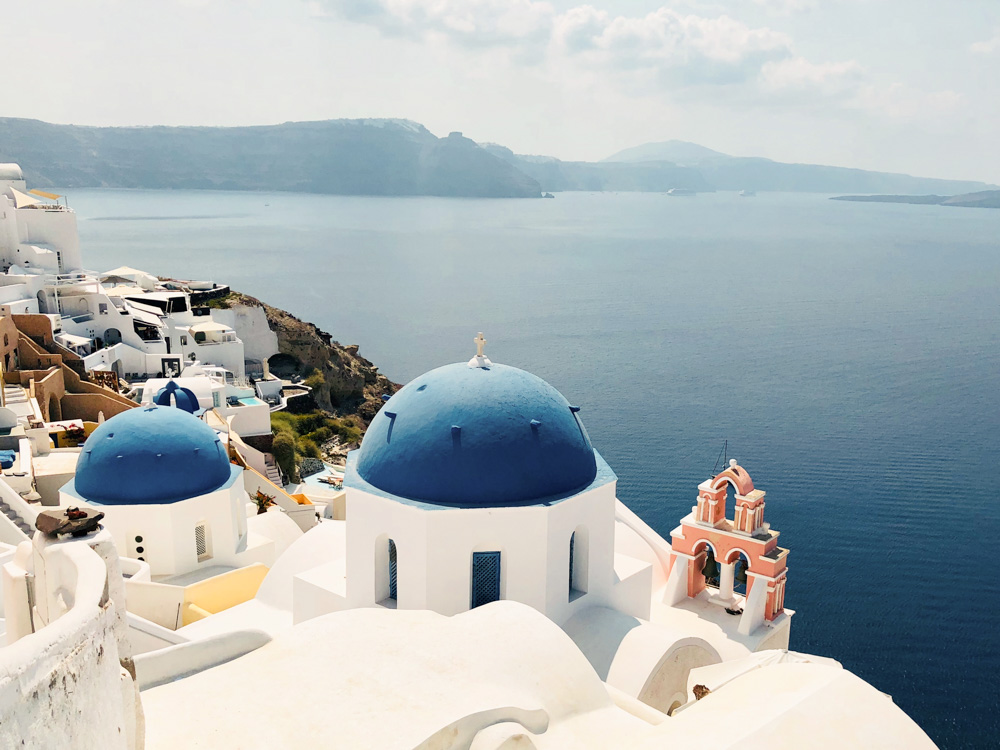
304 368 326 391
329 418 362 444
305 426 332 444
205 293 235 310
297 438 321 459
272 432 297 482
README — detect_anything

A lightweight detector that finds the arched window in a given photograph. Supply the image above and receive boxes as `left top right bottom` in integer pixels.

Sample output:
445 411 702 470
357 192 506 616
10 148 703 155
569 533 575 591
569 526 589 600
374 535 397 604
388 539 398 601
471 551 501 608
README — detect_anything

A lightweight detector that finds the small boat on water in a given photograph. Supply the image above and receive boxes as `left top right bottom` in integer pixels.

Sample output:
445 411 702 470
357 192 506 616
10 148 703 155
666 188 696 196
739 189 757 197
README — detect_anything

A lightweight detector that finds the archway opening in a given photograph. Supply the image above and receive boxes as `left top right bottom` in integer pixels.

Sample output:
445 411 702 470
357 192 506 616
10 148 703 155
733 552 750 597
46 393 62 422
695 541 720 590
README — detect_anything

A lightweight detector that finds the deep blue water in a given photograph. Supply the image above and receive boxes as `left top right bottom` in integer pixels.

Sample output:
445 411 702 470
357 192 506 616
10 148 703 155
65 188 1000 748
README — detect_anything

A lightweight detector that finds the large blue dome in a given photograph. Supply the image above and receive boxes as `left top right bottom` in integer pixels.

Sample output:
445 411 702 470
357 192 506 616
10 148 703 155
355 363 598 506
74 406 234 505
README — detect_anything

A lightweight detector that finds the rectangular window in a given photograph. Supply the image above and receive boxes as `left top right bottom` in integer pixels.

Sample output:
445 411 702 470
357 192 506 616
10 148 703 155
195 523 212 562
470 551 501 609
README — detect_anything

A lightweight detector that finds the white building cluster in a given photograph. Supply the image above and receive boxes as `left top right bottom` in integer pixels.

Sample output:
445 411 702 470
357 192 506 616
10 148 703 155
0 170 937 748
0 164 269 383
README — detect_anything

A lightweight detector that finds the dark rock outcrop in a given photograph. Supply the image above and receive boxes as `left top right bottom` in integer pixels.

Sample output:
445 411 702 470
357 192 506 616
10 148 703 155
228 293 398 427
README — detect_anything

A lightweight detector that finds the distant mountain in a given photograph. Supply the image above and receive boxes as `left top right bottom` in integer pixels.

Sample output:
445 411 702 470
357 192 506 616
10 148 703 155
598 141 995 195
1 117 993 198
0 118 542 198
602 140 729 165
480 144 712 193
831 190 1000 209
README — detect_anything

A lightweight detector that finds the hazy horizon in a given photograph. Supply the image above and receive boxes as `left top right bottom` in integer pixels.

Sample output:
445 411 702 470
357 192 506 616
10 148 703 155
5 0 999 183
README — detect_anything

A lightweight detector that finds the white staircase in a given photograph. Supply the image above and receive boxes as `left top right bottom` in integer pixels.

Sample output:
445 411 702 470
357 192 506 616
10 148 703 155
263 457 283 487
0 496 32 536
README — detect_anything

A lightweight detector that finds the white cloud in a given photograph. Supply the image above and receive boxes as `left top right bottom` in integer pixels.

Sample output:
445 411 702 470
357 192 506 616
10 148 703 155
552 7 794 87
311 0 949 120
758 56 863 98
311 0 555 46
970 30 1000 56
855 83 965 121
751 0 818 15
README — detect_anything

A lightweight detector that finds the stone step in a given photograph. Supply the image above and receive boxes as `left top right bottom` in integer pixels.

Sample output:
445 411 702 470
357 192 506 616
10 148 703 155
0 500 31 533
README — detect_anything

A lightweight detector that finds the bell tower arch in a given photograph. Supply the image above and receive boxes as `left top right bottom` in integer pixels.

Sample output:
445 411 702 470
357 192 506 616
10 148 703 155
665 459 790 639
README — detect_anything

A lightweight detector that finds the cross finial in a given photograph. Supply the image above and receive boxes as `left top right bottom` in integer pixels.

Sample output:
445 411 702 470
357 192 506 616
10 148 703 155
468 331 493 369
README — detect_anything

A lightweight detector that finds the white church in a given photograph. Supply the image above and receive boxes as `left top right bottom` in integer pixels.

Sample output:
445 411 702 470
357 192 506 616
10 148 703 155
0 333 936 749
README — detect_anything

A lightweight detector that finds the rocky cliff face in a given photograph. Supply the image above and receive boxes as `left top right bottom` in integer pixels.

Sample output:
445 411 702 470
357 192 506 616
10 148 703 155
0 117 542 198
228 293 398 425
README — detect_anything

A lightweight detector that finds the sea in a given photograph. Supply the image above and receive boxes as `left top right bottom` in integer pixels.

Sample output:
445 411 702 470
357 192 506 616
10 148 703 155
64 188 1000 749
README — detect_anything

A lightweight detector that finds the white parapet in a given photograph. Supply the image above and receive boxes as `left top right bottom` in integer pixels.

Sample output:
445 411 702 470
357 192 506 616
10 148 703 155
0 528 144 749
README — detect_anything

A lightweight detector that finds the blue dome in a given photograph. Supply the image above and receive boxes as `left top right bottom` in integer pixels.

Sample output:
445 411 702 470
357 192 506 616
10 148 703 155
75 406 233 505
153 380 201 414
355 363 598 506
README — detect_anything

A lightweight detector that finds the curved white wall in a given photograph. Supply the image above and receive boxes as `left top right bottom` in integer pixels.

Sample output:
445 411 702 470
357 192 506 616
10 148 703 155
0 532 140 749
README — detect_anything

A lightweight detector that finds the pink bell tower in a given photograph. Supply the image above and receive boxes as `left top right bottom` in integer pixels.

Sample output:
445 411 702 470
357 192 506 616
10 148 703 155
665 459 790 638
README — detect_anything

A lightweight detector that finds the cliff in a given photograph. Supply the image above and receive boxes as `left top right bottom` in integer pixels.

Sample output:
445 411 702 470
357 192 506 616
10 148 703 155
0 118 542 198
224 293 398 426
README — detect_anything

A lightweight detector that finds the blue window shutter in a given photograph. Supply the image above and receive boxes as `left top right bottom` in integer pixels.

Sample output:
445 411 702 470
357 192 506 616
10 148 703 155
388 539 398 601
471 551 501 608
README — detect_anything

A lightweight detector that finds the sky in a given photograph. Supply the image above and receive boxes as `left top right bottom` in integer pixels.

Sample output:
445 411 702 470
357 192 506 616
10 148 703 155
3 0 999 182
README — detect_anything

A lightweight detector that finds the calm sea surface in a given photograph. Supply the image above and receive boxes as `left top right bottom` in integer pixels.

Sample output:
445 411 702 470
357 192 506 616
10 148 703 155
66 188 999 748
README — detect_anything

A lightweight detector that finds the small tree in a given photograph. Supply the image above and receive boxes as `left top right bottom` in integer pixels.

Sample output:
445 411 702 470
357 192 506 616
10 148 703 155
272 432 298 483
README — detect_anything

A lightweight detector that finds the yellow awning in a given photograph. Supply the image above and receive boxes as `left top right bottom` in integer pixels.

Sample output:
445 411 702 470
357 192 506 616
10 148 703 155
29 188 61 201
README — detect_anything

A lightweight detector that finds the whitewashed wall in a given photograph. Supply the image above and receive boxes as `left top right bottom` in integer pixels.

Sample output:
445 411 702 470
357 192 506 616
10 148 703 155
339 482 648 624
212 305 279 364
68 479 250 577
0 530 142 749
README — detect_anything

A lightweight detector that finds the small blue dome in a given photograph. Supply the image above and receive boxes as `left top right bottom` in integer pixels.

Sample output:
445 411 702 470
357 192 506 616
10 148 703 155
355 363 597 506
153 380 201 414
75 406 233 505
